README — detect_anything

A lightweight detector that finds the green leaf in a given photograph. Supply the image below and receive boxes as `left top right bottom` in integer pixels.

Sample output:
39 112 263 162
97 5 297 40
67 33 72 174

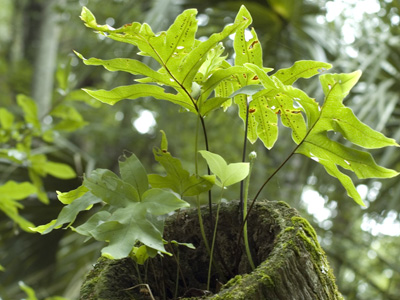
229 84 265 98
269 93 307 143
118 153 148 200
296 71 399 205
75 51 179 87
42 161 76 179
142 188 189 215
0 181 36 231
64 89 102 107
241 63 309 144
28 169 49 204
74 210 112 237
0 108 14 129
96 221 164 259
197 42 227 80
19 281 38 300
318 71 399 148
234 24 262 68
177 5 252 89
80 6 110 31
0 180 36 199
199 97 231 116
131 245 150 265
198 65 248 108
17 94 41 130
249 96 278 149
83 85 196 113
273 60 332 85
30 192 102 234
149 147 215 197
83 186 186 258
160 130 168 152
84 169 140 206
199 150 249 187
57 185 89 205
170 240 196 249
90 203 166 259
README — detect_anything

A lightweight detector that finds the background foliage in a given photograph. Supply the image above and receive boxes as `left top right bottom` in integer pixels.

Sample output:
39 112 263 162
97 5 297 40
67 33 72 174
0 0 399 299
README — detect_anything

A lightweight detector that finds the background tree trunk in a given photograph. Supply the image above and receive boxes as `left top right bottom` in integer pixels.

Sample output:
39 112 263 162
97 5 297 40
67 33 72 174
32 0 65 117
80 200 343 300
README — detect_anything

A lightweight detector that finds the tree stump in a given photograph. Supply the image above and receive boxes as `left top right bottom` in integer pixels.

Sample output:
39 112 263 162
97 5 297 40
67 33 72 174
80 200 343 300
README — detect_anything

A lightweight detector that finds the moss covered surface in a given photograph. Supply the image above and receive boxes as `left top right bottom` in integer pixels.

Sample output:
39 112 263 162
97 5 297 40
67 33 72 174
79 200 343 300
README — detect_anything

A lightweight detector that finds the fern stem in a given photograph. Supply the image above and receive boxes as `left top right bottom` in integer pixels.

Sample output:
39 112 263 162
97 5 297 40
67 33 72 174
243 152 256 270
207 187 224 291
239 96 250 220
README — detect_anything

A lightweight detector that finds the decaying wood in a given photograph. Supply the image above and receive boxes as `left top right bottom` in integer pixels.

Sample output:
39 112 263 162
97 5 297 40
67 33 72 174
80 200 343 300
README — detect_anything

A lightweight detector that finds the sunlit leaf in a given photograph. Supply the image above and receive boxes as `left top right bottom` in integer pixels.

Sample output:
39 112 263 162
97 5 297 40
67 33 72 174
296 71 399 205
83 85 196 112
273 60 332 85
30 192 102 234
0 181 36 231
199 150 249 187
16 94 41 130
0 108 14 129
19 281 37 300
43 161 76 179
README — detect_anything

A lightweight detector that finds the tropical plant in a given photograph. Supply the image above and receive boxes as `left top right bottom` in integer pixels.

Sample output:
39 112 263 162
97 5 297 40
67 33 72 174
30 4 399 297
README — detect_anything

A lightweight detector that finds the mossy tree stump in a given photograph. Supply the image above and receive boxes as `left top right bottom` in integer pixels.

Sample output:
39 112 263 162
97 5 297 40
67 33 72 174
80 200 343 300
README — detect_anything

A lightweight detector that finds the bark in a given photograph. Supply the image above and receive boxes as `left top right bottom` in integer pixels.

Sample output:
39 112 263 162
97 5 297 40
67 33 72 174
80 200 343 300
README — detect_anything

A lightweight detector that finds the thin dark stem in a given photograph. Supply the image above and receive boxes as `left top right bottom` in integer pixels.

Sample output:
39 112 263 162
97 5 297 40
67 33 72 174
239 97 250 221
199 115 213 218
234 145 299 268
163 62 213 219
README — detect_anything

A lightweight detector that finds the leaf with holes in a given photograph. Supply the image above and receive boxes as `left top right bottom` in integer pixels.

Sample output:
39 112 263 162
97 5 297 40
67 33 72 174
79 6 251 113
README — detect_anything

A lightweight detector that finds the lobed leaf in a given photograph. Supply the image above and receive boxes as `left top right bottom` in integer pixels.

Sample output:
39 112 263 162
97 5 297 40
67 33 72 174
250 96 278 149
30 192 102 234
83 85 196 113
142 188 190 215
89 202 166 258
318 71 399 148
149 147 214 197
273 60 332 85
75 52 179 87
296 71 399 205
84 169 140 206
178 5 252 90
118 153 148 200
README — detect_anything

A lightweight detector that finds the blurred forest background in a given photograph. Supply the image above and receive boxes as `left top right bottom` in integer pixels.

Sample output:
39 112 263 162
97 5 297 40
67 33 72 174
0 0 399 299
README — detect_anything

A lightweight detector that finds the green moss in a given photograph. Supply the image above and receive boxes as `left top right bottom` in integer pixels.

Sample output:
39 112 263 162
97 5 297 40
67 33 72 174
277 201 291 208
260 274 274 288
222 275 243 289
291 216 318 242
283 226 295 233
291 217 343 299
